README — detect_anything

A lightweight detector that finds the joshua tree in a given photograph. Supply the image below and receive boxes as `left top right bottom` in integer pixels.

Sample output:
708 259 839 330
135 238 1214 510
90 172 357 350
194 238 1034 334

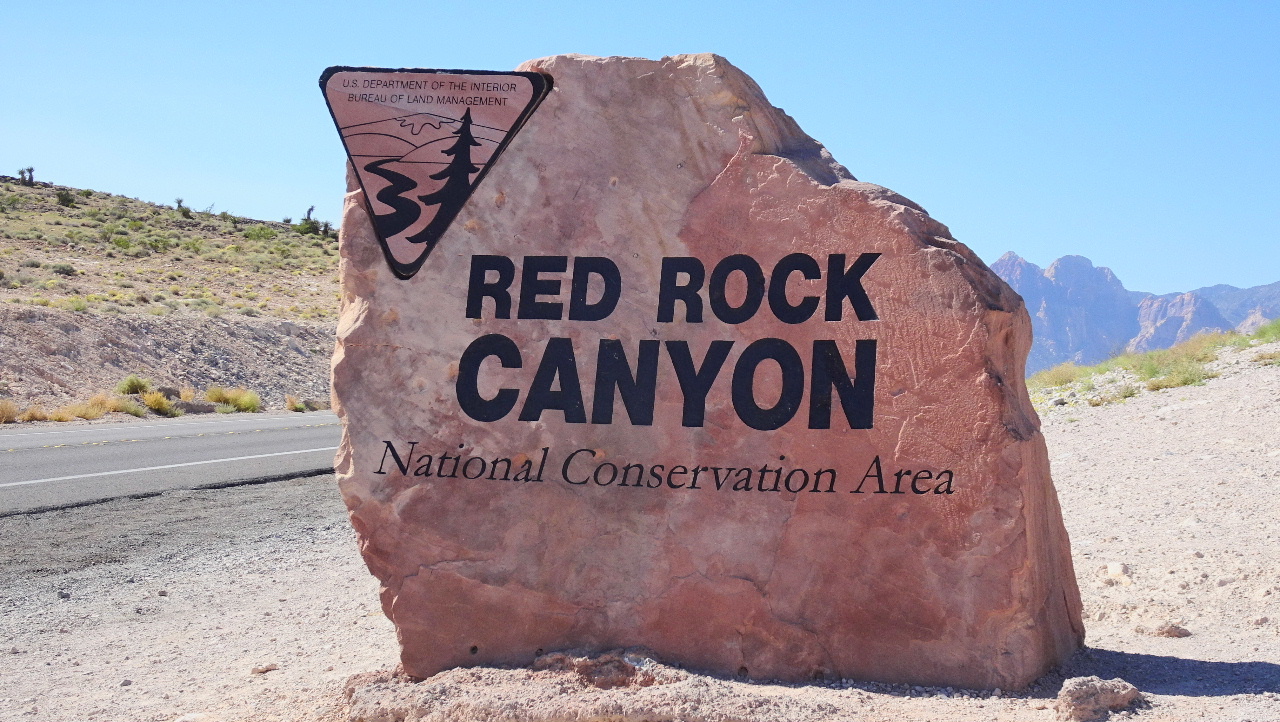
16 167 34 186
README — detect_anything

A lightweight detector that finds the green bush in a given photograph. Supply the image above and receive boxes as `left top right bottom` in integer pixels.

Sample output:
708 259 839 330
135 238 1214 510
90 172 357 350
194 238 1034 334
55 189 76 207
206 386 261 412
117 400 147 417
1253 318 1280 345
116 374 152 394
49 263 76 276
228 388 261 412
244 224 277 241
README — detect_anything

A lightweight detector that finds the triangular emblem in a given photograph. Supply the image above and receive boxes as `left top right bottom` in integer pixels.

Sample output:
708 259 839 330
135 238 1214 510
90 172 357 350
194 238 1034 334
320 67 552 279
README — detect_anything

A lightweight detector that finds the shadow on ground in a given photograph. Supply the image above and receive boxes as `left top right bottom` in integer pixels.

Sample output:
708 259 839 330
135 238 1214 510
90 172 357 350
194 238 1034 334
1058 647 1280 696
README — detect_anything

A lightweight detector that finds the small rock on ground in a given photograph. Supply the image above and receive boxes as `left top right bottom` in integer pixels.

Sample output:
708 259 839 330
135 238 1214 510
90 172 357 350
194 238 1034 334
1055 676 1141 721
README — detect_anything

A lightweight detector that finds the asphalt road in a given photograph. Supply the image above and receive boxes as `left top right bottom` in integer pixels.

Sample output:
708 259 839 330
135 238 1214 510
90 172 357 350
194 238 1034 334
0 412 341 515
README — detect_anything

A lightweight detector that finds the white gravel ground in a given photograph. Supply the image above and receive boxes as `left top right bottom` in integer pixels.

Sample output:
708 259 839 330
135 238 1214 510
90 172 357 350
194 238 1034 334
1 342 1278 721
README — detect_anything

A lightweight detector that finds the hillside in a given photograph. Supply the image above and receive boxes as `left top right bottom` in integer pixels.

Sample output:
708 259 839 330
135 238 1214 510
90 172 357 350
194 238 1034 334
0 176 338 318
0 176 338 411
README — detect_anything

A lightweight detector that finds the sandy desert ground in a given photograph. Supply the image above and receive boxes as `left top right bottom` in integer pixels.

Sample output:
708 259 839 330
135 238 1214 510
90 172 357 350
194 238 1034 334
1 343 1278 722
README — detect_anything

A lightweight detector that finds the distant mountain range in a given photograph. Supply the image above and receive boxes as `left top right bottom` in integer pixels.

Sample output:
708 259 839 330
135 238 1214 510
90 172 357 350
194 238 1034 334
991 253 1280 374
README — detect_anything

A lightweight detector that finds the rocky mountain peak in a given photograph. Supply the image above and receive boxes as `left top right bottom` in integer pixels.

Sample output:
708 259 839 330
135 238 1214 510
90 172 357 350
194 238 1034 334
994 253 1274 373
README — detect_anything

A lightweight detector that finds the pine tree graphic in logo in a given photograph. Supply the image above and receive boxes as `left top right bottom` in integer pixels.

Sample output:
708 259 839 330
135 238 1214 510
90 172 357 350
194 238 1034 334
410 108 482 250
321 68 552 279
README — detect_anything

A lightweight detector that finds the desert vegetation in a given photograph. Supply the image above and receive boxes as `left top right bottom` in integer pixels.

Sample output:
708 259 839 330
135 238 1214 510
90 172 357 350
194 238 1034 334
0 175 339 321
0 374 323 424
1028 318 1280 410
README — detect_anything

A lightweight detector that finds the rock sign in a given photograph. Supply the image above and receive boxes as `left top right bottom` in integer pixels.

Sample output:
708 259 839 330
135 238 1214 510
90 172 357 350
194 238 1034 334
321 53 1083 690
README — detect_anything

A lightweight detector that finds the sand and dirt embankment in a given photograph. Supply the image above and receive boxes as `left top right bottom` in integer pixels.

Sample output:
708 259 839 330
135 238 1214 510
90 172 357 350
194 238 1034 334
1 344 1279 721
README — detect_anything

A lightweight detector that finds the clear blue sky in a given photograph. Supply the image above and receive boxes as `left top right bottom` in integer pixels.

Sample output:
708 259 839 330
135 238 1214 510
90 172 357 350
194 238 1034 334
5 1 1276 294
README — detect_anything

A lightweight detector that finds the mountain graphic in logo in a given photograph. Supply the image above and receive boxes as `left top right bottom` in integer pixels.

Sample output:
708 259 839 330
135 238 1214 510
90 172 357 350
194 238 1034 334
320 67 552 279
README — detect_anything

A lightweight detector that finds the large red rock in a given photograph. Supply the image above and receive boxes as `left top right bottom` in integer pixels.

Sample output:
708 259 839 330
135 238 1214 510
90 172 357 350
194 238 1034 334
331 53 1083 690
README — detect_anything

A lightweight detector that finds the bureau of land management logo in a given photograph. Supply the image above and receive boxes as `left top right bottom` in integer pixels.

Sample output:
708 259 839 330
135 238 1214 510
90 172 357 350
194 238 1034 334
320 67 552 279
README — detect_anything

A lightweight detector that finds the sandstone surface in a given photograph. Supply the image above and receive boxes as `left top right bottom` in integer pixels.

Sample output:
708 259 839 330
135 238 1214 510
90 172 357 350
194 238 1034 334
331 53 1083 689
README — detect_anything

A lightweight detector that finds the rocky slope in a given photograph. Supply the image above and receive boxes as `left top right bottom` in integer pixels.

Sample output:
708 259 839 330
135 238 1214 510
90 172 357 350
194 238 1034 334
994 252 1277 372
0 177 338 411
0 306 332 411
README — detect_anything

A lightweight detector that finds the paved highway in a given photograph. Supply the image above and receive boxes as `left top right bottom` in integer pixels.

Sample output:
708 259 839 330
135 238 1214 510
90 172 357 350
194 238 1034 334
0 412 341 515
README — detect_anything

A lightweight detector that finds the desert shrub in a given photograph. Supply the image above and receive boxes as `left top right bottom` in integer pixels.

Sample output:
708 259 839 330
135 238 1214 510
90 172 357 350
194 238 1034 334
55 189 76 207
0 400 17 423
47 408 76 422
227 388 261 412
285 394 307 412
1253 350 1280 366
117 374 151 394
63 403 105 420
206 387 261 412
244 224 277 241
175 198 192 219
142 390 182 417
58 297 89 312
20 259 40 268
49 263 76 276
1099 332 1226 385
1145 359 1219 391
79 189 93 198
19 406 48 422
86 393 114 410
1028 362 1087 390
179 387 196 401
214 403 236 414
115 400 146 417
1253 318 1280 345
85 393 144 416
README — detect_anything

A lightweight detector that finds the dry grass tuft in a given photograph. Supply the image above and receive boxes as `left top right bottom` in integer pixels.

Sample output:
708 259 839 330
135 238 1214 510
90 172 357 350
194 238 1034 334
19 406 48 422
285 394 307 412
207 386 261 412
63 402 106 420
0 400 17 423
1028 362 1089 390
142 390 182 417
1254 350 1280 366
